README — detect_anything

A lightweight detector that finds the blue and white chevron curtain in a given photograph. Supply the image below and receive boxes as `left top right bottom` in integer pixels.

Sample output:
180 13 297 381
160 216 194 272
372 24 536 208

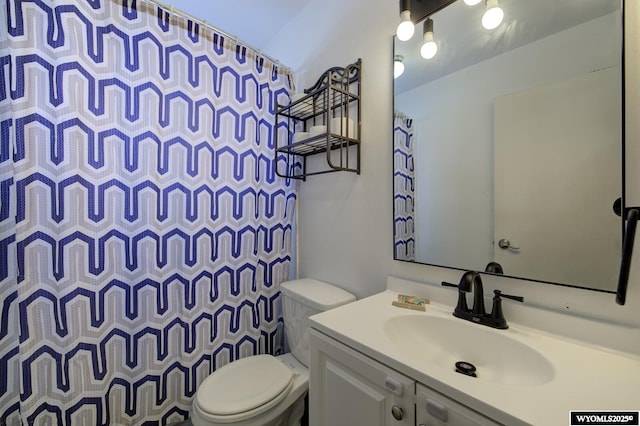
0 1 297 424
393 113 415 261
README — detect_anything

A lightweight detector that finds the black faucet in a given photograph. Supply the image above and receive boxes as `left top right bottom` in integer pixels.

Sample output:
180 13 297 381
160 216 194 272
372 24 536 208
442 272 523 329
454 271 485 316
484 261 504 274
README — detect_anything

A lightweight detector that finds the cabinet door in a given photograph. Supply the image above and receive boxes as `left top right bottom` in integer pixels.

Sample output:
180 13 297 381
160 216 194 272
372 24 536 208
309 329 415 426
416 383 501 426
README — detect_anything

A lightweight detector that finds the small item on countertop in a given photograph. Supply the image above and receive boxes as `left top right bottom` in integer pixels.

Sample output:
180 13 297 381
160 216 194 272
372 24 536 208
391 294 429 311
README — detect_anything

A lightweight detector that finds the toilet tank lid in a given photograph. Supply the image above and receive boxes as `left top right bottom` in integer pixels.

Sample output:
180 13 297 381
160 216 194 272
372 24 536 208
280 279 356 311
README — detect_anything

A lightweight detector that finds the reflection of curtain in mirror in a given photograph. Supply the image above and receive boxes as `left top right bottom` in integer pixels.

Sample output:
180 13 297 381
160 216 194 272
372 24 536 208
393 113 415 261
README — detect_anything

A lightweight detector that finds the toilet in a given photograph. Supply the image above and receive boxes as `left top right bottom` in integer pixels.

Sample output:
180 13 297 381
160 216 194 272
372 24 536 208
190 279 356 426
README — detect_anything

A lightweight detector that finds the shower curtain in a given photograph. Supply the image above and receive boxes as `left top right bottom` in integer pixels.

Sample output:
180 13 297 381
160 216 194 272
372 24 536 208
393 113 415 261
0 1 296 424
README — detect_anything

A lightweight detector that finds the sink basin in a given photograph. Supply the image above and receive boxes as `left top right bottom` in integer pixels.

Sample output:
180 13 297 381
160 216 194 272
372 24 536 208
383 315 555 386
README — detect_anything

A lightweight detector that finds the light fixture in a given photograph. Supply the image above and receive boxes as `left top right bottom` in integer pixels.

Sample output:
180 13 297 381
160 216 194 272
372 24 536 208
420 18 438 60
396 0 415 41
394 55 405 79
482 0 504 30
464 0 482 5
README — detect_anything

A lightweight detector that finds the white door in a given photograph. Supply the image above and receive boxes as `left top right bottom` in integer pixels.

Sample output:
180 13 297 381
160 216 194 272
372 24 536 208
494 68 621 289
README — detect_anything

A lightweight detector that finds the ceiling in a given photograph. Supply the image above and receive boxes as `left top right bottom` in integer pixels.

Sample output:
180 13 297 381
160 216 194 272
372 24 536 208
162 0 620 93
166 0 313 55
394 0 621 94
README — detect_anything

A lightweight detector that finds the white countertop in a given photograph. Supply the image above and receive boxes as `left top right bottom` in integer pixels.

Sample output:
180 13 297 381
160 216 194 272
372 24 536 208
309 289 640 425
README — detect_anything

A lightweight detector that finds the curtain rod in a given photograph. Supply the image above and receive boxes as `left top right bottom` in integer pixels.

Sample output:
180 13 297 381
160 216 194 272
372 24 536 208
138 0 291 73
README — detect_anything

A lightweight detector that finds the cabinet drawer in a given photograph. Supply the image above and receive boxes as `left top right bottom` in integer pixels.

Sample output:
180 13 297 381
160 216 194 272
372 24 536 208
416 383 501 426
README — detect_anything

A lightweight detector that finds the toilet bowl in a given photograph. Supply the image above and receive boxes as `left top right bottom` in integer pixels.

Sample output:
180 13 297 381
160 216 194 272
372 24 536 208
190 353 308 426
190 279 355 426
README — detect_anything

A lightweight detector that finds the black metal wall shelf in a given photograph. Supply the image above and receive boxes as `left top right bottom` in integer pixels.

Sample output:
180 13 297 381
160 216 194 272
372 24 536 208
275 59 361 180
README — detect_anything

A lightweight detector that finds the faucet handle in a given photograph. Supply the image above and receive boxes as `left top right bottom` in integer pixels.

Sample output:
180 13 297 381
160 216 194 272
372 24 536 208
490 290 524 329
441 281 469 314
441 271 480 292
494 290 524 303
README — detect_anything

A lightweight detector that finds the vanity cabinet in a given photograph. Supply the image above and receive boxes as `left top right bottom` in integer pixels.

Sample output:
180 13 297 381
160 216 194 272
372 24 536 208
274 59 361 180
309 329 415 426
310 329 502 426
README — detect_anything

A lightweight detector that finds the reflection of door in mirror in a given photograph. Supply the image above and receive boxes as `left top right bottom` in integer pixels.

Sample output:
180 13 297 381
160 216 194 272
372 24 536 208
393 113 416 261
494 67 621 291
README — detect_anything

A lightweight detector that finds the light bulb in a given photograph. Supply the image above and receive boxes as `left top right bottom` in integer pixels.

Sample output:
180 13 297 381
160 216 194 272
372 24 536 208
396 10 415 41
420 33 437 59
394 57 405 79
464 0 482 5
482 0 504 30
420 18 437 60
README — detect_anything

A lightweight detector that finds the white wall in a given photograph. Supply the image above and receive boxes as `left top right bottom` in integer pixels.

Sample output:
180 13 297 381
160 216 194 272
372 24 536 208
265 0 640 340
265 0 400 301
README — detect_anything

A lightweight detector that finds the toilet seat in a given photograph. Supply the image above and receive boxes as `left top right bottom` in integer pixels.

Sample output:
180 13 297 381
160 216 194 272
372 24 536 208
195 355 295 423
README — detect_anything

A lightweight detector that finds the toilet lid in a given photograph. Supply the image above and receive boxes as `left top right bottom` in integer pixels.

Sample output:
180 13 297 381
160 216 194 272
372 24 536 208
196 355 294 416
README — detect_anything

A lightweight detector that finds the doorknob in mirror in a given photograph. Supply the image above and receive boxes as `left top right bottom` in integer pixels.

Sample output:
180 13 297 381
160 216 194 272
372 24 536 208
497 239 519 251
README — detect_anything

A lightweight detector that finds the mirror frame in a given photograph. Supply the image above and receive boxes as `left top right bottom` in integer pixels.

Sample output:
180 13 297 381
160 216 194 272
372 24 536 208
392 0 627 294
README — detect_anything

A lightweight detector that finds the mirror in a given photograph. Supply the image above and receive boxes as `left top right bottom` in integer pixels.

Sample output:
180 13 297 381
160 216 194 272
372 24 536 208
393 0 623 292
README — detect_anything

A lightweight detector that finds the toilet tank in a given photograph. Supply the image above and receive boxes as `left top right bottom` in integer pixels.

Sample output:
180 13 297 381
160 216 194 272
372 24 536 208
280 279 355 367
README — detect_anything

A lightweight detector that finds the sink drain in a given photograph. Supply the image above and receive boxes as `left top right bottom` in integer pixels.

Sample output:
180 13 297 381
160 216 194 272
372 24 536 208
455 361 477 378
